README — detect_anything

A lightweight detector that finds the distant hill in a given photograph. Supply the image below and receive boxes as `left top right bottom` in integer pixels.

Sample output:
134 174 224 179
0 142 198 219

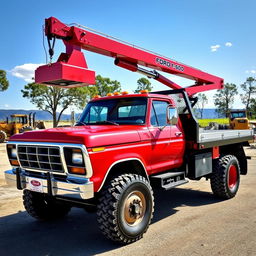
0 108 223 121
0 109 81 121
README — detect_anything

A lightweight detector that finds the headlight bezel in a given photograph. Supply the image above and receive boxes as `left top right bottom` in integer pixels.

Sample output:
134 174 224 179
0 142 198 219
11 148 17 158
7 144 20 167
64 147 86 175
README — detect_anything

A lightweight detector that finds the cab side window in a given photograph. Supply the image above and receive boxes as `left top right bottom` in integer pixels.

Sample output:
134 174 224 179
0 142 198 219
150 100 169 126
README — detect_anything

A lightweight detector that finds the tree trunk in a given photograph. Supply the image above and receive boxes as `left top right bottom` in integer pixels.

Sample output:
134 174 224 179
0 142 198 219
53 110 58 128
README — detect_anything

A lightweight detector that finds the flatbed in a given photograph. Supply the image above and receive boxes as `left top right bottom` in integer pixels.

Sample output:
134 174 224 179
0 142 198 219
198 129 254 147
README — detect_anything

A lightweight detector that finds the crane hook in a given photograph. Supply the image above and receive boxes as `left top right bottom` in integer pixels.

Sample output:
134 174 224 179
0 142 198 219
47 36 56 63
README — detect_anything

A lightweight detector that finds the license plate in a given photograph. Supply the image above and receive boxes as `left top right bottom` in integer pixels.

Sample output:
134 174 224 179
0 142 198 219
28 177 43 193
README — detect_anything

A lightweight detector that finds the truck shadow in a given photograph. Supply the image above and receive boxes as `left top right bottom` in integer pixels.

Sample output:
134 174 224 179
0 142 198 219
152 186 221 223
0 187 221 256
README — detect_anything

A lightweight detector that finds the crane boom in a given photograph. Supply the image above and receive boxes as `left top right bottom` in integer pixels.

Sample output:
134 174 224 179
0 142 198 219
35 17 224 96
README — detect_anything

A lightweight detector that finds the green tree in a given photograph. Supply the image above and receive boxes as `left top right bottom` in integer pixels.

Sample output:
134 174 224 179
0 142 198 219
240 77 256 111
196 93 208 119
0 70 9 91
214 83 238 117
21 83 94 127
134 77 153 93
93 75 121 96
250 98 256 118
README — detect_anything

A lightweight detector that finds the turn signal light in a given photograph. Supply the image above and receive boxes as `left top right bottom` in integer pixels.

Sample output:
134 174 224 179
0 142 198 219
93 95 101 99
107 93 113 96
113 92 120 95
69 167 86 175
121 91 129 95
92 147 105 152
10 160 19 166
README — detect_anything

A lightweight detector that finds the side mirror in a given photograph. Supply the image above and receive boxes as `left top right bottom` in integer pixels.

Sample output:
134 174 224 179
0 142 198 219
167 106 178 125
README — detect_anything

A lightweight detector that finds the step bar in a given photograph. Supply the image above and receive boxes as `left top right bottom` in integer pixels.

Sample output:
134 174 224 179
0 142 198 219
151 171 188 190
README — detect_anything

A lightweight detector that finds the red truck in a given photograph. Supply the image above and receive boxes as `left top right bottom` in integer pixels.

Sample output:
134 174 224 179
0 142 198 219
5 17 254 244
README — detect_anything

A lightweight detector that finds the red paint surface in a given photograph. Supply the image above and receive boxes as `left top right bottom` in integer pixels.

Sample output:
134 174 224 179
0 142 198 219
212 146 220 159
10 95 186 192
36 17 224 95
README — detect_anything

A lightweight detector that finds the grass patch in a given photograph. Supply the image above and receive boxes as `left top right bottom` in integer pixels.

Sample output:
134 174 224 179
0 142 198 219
198 118 229 127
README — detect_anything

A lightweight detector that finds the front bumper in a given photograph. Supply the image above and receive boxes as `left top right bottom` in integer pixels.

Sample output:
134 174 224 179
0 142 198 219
5 169 94 200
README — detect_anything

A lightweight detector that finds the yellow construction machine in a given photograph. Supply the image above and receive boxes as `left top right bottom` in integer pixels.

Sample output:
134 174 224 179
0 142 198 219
229 110 256 130
0 113 45 143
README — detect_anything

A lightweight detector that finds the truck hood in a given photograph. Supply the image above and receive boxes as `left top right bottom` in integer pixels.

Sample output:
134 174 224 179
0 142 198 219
9 125 142 147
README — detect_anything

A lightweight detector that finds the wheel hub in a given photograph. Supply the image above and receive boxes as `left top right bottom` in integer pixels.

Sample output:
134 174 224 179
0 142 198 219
129 199 143 218
124 191 146 226
228 165 238 189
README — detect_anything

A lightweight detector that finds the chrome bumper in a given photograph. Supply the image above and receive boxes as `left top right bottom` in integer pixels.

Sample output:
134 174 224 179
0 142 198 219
5 169 94 200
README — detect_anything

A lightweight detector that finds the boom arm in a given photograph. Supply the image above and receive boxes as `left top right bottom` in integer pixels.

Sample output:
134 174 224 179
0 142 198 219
35 17 224 96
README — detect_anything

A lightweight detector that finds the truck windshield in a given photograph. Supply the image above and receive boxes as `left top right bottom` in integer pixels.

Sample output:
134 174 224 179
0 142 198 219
77 97 147 125
230 112 246 119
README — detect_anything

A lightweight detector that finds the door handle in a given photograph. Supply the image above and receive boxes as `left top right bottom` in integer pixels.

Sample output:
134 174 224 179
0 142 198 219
175 132 182 136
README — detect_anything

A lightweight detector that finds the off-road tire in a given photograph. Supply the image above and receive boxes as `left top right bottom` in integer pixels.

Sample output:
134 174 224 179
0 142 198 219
23 190 71 220
0 130 7 143
84 205 97 213
97 174 154 244
210 155 240 199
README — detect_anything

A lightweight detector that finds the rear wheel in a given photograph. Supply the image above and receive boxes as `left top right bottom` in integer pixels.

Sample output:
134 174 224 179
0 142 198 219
23 190 71 220
97 174 154 244
210 155 240 199
0 130 7 143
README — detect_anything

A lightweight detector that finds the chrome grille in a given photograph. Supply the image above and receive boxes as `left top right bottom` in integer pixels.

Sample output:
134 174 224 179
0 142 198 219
17 145 64 173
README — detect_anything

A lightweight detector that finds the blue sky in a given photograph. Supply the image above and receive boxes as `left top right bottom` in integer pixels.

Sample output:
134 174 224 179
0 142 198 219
0 0 255 111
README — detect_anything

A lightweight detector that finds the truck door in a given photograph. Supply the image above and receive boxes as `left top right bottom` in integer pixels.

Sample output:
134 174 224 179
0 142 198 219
148 99 184 174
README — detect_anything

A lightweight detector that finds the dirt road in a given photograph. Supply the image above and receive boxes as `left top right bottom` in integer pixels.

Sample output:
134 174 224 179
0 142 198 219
0 143 256 256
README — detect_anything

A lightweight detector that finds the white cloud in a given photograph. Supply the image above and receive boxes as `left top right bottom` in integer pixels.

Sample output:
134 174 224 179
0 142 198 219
4 104 9 108
245 70 256 74
210 45 220 52
225 42 232 47
11 63 44 83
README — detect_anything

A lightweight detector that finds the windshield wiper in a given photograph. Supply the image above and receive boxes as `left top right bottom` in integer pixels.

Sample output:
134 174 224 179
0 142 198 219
95 120 119 126
75 121 87 126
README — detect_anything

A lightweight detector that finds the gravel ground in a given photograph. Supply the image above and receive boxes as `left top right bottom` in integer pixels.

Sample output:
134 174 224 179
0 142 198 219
0 143 256 256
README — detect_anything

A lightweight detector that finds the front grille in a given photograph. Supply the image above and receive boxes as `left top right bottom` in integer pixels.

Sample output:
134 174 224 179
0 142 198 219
17 145 64 173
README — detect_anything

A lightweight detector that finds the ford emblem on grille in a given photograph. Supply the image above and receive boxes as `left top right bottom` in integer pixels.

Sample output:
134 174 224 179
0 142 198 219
31 180 41 186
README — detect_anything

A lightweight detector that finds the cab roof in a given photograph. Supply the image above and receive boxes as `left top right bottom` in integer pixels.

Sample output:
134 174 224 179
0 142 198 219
90 93 173 102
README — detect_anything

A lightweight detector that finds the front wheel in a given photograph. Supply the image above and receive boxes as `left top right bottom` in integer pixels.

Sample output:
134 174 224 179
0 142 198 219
97 174 154 244
23 190 71 220
210 155 240 199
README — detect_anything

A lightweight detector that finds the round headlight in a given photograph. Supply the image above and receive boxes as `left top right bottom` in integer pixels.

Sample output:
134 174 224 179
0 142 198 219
72 153 83 165
11 148 17 158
